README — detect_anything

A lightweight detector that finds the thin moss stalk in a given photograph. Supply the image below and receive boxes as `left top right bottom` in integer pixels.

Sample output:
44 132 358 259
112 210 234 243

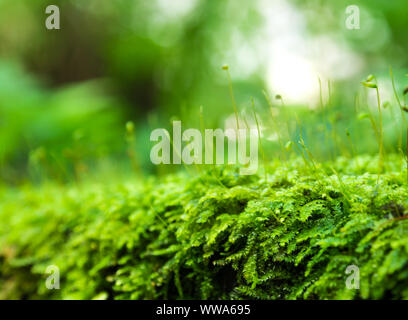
361 75 384 181
251 98 267 181
222 64 240 131
263 91 286 162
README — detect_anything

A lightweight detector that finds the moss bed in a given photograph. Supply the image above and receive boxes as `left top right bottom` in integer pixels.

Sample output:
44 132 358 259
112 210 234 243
1 155 408 299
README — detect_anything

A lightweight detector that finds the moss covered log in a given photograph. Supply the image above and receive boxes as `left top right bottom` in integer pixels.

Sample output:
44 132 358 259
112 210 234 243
1 156 408 299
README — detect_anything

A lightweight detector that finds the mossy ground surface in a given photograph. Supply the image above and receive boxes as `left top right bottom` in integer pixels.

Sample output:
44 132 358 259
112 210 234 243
1 155 408 299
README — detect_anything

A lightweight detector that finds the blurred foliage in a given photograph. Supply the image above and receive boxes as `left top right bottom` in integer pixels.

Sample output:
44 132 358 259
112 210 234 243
0 0 265 183
293 0 408 66
0 61 127 183
0 0 408 184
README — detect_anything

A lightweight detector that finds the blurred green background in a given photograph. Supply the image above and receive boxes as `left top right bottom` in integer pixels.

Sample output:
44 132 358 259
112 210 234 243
1 0 408 184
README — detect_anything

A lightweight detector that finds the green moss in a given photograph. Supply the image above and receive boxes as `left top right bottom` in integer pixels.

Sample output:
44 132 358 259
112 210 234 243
1 155 408 299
